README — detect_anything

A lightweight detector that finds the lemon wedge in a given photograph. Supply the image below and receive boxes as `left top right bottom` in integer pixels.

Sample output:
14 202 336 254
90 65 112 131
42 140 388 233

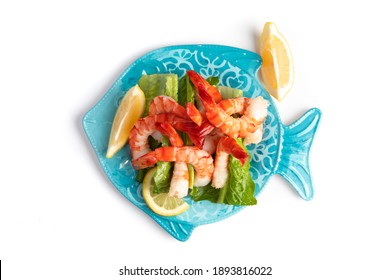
259 22 294 101
142 167 190 217
106 85 145 158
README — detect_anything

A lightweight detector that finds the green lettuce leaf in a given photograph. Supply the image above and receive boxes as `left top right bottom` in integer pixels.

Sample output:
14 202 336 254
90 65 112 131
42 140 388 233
136 168 150 183
191 183 219 203
218 86 243 99
188 164 194 189
224 139 257 205
148 135 161 150
160 136 170 147
206 76 219 86
136 136 170 184
189 139 256 206
153 161 172 194
152 136 172 194
178 74 195 146
179 74 195 106
139 74 178 116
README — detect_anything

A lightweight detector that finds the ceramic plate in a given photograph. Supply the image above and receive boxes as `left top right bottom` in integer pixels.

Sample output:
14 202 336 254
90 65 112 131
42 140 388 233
83 44 321 241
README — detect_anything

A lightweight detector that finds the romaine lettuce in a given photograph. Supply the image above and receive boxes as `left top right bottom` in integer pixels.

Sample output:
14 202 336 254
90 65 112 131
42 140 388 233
190 183 219 203
223 139 257 205
188 164 194 189
218 86 243 99
139 74 178 116
206 76 219 86
135 136 166 183
179 74 195 106
178 74 195 146
190 139 256 206
153 137 173 194
153 161 172 194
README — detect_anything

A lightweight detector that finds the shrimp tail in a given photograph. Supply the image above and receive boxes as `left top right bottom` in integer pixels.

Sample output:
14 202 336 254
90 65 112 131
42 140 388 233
132 151 157 170
230 144 249 166
212 136 248 189
197 120 216 147
156 123 184 147
153 114 202 147
186 102 203 126
173 119 214 149
187 70 222 103
187 134 204 149
218 137 249 166
174 123 204 148
197 85 217 111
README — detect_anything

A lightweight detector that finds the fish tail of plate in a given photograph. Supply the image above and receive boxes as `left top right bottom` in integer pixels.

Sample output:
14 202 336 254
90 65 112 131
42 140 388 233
276 108 322 200
151 216 196 242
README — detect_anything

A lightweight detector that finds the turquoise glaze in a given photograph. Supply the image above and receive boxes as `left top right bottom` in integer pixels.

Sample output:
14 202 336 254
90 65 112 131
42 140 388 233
83 45 321 241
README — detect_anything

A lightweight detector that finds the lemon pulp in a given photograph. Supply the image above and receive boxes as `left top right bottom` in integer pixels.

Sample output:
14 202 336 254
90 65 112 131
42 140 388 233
142 168 190 217
106 85 145 158
259 22 294 101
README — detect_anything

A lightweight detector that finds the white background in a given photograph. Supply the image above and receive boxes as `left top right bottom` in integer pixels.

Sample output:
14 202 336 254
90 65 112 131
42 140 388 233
1 0 389 279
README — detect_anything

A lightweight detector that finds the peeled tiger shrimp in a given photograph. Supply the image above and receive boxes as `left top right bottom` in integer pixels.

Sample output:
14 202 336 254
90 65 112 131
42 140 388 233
129 114 196 160
149 95 212 148
169 161 189 198
149 96 188 119
218 97 267 145
243 124 264 145
129 115 158 160
212 136 249 189
156 123 189 198
198 85 268 138
217 97 249 115
187 70 223 112
132 146 214 187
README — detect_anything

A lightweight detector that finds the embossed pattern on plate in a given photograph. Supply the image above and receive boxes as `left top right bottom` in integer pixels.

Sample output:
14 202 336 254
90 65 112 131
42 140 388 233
83 45 321 241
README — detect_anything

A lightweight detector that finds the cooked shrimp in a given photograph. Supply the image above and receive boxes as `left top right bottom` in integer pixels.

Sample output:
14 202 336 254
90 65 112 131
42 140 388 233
202 128 224 155
156 123 189 198
155 123 183 147
129 115 157 160
212 137 249 188
187 70 222 113
149 96 188 119
132 146 214 187
218 97 267 145
243 124 264 145
198 85 268 138
169 162 189 198
129 114 195 160
172 116 215 149
217 97 249 115
186 102 203 126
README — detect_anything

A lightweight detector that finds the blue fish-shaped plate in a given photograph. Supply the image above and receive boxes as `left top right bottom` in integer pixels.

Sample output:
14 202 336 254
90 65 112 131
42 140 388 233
83 45 321 241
